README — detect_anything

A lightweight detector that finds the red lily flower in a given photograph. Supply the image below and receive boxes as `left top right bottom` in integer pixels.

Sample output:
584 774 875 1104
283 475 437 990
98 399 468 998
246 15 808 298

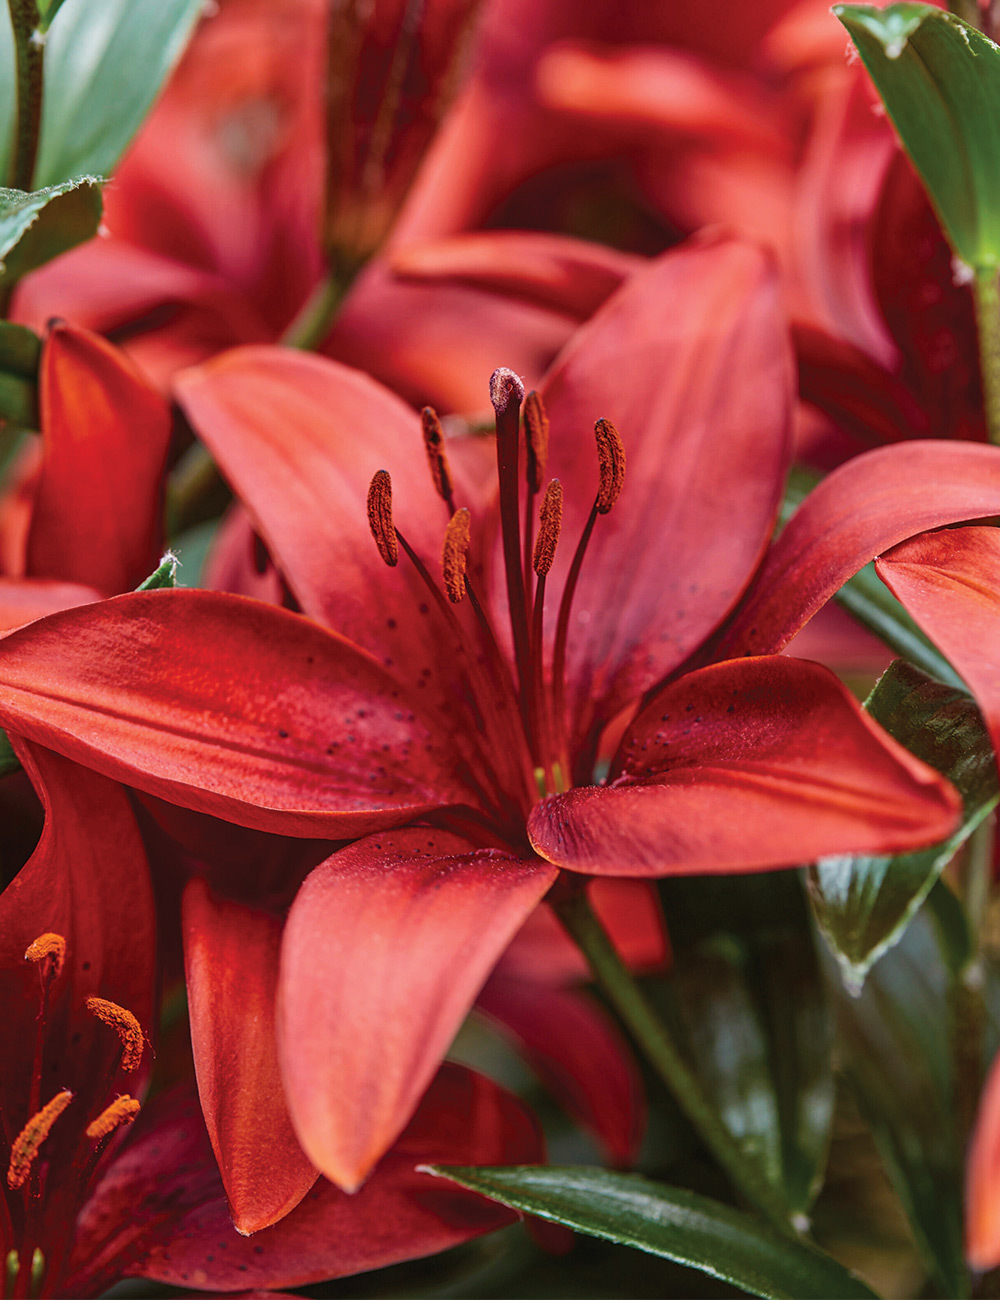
0 237 990 1203
0 740 543 1291
0 322 171 629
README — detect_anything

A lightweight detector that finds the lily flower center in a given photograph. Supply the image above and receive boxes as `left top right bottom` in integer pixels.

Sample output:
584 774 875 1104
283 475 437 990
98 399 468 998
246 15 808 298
367 370 625 814
2 934 145 1299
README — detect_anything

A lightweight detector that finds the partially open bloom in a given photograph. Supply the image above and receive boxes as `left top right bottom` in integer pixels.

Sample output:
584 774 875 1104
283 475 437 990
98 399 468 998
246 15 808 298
0 238 993 1208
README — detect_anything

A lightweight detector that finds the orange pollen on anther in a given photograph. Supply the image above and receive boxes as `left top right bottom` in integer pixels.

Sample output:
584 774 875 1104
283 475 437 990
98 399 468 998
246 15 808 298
367 469 398 567
86 1095 141 1141
420 406 453 503
595 418 626 514
533 479 563 577
523 390 550 492
6 1090 73 1189
24 932 66 978
85 998 144 1073
442 508 471 604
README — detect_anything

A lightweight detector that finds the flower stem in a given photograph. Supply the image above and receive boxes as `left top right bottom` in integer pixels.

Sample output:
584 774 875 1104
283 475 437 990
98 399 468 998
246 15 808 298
7 0 43 191
973 268 1000 445
281 256 359 352
553 889 796 1236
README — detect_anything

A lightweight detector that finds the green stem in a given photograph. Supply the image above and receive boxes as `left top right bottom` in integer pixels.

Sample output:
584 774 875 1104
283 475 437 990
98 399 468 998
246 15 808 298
974 268 1000 445
7 0 43 191
281 259 357 352
553 890 796 1236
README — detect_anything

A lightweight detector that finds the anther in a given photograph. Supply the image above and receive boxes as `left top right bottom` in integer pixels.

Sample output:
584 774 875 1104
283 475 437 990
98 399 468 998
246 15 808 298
85 997 144 1073
367 470 398 567
595 418 626 514
7 1090 73 1189
86 1095 141 1141
524 391 550 492
489 367 525 420
421 407 454 506
24 932 66 979
533 480 563 577
442 508 471 604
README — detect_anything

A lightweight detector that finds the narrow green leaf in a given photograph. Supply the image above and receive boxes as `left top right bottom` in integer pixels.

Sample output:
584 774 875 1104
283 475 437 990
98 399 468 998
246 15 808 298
827 910 968 1297
422 1166 879 1300
809 660 998 989
29 0 204 188
660 872 832 1214
835 4 1000 271
0 322 41 379
0 178 102 285
135 552 179 591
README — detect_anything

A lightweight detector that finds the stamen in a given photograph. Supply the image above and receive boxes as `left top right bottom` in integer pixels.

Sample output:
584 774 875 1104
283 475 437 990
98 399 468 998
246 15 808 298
490 367 532 707
85 998 144 1073
367 470 399 567
595 419 626 514
523 391 550 493
7 1091 73 1189
421 407 455 510
86 1095 140 1141
532 479 563 577
442 508 471 604
24 933 65 978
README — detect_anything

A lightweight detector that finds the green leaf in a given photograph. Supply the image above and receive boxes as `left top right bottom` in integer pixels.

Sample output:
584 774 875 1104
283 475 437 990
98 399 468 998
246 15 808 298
0 178 102 285
809 660 998 990
827 909 968 1296
0 730 20 777
0 322 40 379
422 1166 879 1300
135 552 179 591
835 3 1000 271
659 872 833 1214
0 0 204 188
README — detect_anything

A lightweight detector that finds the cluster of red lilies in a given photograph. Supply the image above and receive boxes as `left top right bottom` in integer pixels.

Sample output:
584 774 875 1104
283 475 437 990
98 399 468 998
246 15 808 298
5 0 1000 1296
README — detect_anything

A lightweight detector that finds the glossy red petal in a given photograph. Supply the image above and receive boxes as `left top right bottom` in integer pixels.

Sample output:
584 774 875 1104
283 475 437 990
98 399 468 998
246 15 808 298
716 442 1000 659
539 236 794 752
391 231 641 320
0 576 101 629
497 880 669 984
28 324 171 593
877 527 1000 755
478 975 645 1165
527 656 960 875
72 1067 542 1293
967 1048 1000 1270
183 879 318 1234
277 827 556 1189
0 590 474 836
0 741 155 1125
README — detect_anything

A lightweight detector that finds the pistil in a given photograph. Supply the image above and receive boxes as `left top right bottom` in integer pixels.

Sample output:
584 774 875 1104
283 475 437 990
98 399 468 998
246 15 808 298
489 369 533 706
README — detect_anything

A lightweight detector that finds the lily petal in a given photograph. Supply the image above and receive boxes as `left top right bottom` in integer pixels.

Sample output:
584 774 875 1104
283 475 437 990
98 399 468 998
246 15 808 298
715 442 1000 658
967 1048 1000 1271
539 236 794 752
277 827 556 1190
0 741 156 1124
527 656 960 875
877 527 1000 756
71 1067 541 1293
0 576 100 630
478 975 645 1165
183 879 318 1234
0 590 474 836
28 324 171 593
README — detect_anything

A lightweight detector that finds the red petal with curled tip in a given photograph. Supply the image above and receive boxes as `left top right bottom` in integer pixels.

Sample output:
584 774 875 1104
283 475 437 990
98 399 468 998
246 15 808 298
391 231 641 320
28 324 171 593
69 1068 542 1294
277 827 556 1191
0 741 156 1130
967 1048 1000 1270
527 657 959 876
0 589 475 836
714 442 1000 660
538 236 794 756
877 527 1000 757
478 975 645 1165
182 879 318 1234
